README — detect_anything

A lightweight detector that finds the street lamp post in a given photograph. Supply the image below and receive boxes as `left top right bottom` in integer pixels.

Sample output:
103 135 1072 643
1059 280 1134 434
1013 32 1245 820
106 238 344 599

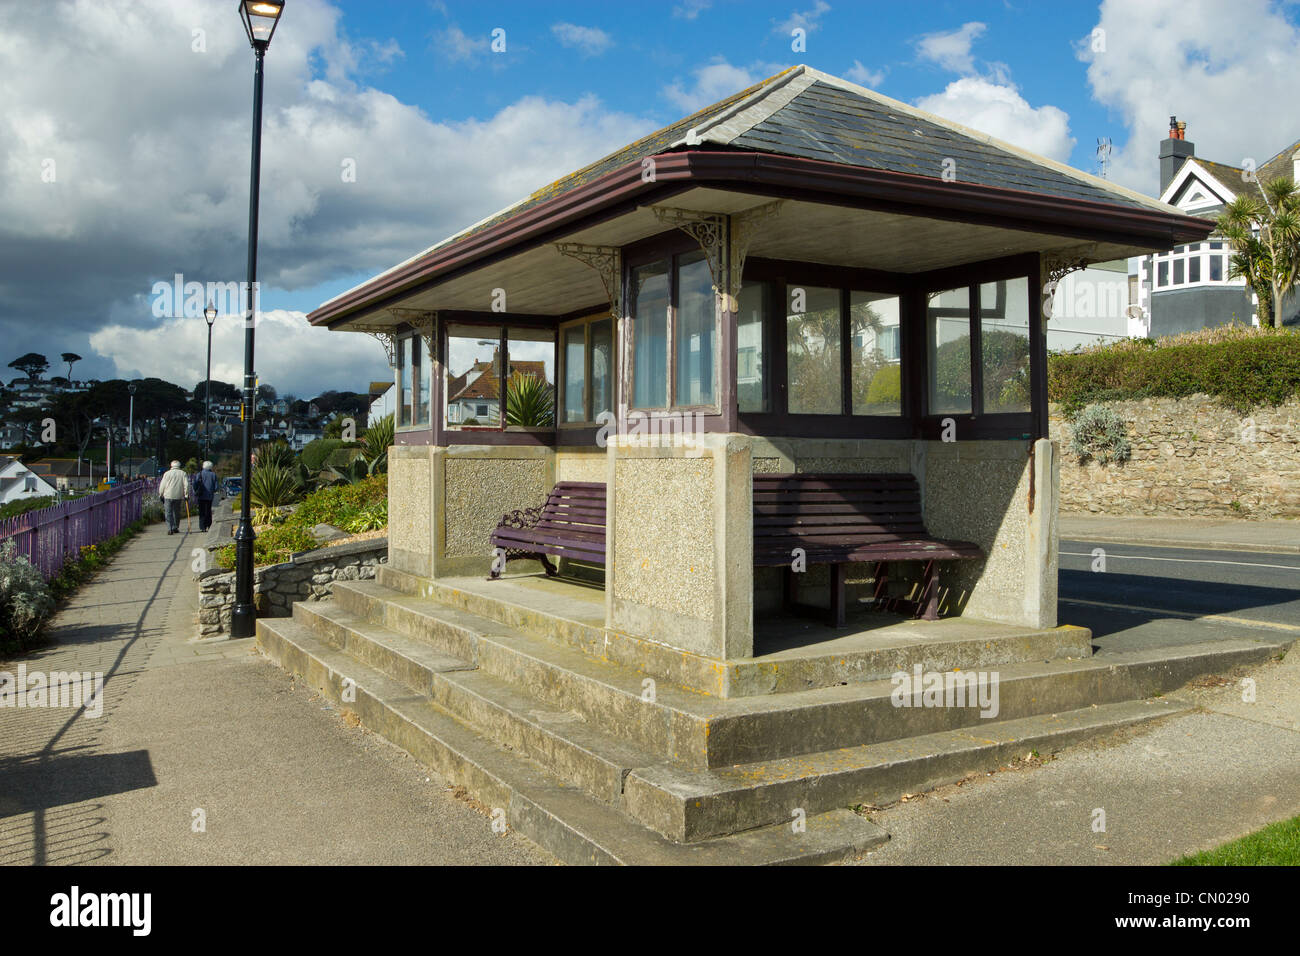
204 300 218 462
232 0 285 640
127 382 137 482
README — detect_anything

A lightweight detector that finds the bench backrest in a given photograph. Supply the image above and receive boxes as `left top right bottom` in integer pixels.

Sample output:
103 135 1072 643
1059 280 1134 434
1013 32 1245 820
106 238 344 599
753 472 927 562
538 481 606 540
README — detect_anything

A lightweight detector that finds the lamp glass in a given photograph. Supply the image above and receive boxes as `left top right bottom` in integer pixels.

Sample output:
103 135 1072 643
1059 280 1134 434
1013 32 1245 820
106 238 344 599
240 0 283 46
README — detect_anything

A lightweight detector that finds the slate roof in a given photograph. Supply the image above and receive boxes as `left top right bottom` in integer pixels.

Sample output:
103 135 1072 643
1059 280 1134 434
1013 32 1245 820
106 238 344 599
1175 142 1297 211
317 65 1174 316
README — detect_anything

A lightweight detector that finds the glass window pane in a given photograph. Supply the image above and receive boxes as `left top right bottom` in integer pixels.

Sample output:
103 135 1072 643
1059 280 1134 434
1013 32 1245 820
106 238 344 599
399 336 414 427
850 291 901 415
927 287 971 415
590 319 614 421
415 335 431 425
979 278 1031 414
1210 255 1224 281
736 282 767 413
675 251 716 406
1173 258 1184 284
506 326 555 428
632 262 669 408
1188 256 1201 283
445 325 500 429
786 285 842 414
562 325 586 423
1157 261 1168 287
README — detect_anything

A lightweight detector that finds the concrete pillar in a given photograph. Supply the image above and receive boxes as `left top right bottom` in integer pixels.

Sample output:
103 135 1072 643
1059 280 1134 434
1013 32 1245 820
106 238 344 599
606 431 754 660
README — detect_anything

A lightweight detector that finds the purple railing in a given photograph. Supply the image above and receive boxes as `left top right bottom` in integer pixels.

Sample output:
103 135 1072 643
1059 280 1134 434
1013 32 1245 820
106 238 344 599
0 479 155 580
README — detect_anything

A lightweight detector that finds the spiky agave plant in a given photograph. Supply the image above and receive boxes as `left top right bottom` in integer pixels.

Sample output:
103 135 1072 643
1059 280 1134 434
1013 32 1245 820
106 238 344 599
248 462 300 510
504 372 554 427
361 413 394 473
254 440 297 472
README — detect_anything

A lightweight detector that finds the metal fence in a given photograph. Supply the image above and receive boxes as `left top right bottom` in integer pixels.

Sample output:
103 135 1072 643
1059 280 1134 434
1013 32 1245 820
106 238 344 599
0 479 155 580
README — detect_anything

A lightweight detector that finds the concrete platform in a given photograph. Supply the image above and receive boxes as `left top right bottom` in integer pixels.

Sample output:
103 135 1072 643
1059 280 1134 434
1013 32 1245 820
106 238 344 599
410 567 1094 698
255 564 1293 864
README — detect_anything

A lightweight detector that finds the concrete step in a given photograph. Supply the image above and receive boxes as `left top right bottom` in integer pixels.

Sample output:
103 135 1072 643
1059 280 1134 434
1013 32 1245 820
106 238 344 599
374 564 1095 698
624 698 1188 842
326 579 1290 769
256 616 888 865
292 601 474 695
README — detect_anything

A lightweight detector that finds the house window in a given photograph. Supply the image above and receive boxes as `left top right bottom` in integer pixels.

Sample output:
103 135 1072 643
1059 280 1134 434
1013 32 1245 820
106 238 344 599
1157 260 1169 287
629 252 719 411
1210 255 1224 281
559 314 615 425
786 285 842 414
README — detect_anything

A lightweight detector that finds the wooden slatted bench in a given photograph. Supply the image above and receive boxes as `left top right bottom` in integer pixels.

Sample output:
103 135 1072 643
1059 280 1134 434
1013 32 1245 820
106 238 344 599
753 472 983 626
488 481 606 579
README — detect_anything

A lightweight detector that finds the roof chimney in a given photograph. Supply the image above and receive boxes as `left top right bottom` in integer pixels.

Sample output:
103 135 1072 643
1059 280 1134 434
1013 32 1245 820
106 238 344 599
1159 115 1195 195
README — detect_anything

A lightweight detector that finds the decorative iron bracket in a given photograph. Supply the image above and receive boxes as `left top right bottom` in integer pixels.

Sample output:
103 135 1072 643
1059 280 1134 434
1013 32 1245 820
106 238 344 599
1039 249 1095 322
555 243 622 317
651 201 783 305
389 308 437 354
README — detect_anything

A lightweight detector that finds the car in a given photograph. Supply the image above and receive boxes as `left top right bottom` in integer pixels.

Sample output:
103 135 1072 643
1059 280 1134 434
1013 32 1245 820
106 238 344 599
222 477 241 498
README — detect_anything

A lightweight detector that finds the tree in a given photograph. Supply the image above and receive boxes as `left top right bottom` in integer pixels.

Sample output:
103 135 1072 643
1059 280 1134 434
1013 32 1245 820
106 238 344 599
257 383 277 402
8 352 49 380
195 379 240 404
61 352 82 381
1217 177 1300 328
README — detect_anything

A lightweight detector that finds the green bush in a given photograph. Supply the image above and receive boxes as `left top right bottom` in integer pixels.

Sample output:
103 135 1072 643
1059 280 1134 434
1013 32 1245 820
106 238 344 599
863 364 901 407
0 496 57 521
300 438 359 473
248 463 300 509
1068 403 1131 464
1050 325 1300 414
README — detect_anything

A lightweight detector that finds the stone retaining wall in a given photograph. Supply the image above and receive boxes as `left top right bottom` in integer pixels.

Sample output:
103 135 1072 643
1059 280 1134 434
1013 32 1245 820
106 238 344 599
198 537 387 637
1049 395 1300 517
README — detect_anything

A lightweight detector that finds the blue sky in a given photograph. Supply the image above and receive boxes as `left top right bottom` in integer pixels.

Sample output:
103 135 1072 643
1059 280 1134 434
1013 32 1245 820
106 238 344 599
3 0 1299 398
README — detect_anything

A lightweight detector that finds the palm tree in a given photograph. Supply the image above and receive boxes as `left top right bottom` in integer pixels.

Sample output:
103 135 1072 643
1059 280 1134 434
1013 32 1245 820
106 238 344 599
1216 177 1300 328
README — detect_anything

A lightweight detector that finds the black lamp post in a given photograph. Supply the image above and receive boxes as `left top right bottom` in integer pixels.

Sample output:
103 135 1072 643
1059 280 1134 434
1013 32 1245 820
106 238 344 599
127 382 137 481
204 300 218 462
232 0 285 640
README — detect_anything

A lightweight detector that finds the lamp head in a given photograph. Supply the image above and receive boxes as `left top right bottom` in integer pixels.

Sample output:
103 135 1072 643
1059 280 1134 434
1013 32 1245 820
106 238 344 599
240 0 284 51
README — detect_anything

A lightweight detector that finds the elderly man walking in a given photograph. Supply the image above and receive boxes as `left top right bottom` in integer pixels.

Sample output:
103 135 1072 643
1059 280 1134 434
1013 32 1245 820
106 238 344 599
158 460 189 535
192 461 219 532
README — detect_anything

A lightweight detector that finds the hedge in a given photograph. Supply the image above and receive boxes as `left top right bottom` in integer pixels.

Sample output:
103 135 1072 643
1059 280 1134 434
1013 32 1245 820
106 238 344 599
1049 325 1300 414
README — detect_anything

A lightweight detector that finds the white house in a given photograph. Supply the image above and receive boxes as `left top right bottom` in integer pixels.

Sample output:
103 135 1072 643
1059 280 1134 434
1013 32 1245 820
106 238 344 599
0 455 59 506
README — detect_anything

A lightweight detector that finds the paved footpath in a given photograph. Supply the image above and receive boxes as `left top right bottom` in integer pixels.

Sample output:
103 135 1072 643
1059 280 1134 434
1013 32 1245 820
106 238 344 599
0 521 552 866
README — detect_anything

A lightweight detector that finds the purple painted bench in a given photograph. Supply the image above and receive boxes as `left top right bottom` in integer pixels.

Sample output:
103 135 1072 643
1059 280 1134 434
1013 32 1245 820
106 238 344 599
753 473 983 626
488 481 606 579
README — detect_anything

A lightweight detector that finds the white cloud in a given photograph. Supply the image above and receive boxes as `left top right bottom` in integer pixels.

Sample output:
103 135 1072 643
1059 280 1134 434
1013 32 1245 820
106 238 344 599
0 0 652 391
915 77 1074 163
673 0 711 19
1079 0 1300 195
916 21 986 74
845 60 885 88
89 310 389 398
436 24 488 62
775 1 831 35
551 23 612 57
663 58 788 113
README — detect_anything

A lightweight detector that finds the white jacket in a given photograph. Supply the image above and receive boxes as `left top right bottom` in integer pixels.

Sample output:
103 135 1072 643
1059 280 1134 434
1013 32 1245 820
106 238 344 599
159 468 188 500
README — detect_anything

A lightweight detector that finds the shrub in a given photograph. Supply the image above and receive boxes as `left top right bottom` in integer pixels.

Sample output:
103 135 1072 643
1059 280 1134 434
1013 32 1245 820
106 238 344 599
248 463 300 509
505 373 555 427
1068 403 1131 464
1049 325 1300 414
361 413 394 473
254 440 296 471
863 364 901 408
300 438 359 473
0 496 57 520
0 539 55 650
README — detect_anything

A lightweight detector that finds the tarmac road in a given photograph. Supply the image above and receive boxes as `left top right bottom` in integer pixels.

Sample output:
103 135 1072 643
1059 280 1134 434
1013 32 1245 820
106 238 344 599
1058 539 1300 643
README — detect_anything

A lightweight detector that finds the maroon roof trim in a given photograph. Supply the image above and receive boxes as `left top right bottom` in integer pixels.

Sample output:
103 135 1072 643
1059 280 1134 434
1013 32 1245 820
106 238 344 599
309 150 1214 329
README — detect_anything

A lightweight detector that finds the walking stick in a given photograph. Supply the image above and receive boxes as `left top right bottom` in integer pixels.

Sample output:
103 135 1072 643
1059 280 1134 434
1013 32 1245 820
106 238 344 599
185 496 191 533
